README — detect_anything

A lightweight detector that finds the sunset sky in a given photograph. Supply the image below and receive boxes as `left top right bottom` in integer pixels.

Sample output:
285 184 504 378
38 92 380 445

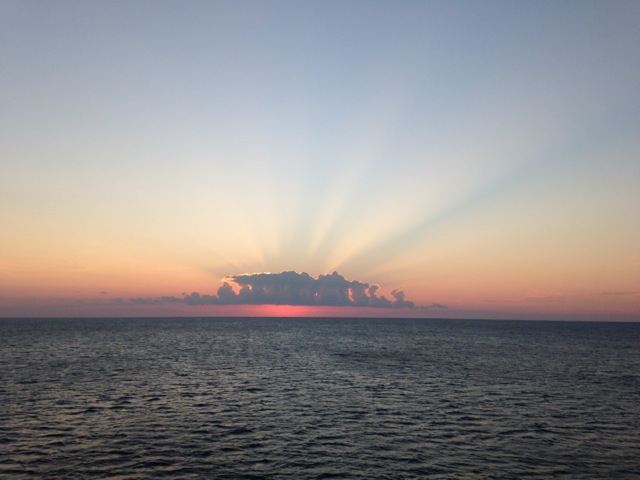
2 1 639 320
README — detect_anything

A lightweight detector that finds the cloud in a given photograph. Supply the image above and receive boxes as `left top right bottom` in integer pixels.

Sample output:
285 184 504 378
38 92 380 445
429 302 448 309
132 271 415 308
601 291 640 296
416 302 448 310
130 295 184 305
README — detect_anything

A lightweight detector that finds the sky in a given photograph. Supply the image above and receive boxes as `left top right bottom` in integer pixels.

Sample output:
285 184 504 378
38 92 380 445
1 0 639 320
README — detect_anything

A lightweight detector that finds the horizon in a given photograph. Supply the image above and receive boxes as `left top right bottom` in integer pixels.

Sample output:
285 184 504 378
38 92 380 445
3 316 639 324
2 307 638 323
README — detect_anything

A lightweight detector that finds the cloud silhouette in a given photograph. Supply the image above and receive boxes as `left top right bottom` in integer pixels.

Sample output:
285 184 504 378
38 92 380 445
131 271 415 308
601 291 640 296
429 302 448 309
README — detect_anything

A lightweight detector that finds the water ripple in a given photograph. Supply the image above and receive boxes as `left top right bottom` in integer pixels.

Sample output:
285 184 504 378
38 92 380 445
1 317 638 478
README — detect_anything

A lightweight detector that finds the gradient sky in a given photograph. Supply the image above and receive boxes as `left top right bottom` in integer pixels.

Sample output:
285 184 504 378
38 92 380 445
2 0 639 320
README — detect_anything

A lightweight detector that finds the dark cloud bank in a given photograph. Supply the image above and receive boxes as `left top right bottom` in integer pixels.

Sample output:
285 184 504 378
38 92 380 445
132 271 415 308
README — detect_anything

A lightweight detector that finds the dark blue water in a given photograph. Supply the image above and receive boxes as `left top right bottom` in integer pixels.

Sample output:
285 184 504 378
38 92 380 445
1 317 638 478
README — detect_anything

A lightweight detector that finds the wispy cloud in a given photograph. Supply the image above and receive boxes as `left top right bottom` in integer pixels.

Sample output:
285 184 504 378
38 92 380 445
131 271 415 308
429 303 448 309
415 303 448 310
601 291 640 296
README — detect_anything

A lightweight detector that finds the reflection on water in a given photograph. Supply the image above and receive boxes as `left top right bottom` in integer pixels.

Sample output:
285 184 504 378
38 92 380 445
1 317 639 478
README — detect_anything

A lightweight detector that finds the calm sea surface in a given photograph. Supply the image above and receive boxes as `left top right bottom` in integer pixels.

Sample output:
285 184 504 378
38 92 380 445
1 317 638 479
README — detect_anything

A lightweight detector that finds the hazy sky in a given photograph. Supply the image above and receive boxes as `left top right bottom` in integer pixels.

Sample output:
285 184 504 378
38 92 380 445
2 0 639 320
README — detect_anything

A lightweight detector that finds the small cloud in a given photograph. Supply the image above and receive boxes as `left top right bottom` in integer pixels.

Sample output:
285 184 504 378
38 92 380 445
416 302 448 310
130 297 163 305
601 291 640 296
100 290 108 295
429 303 448 309
131 271 415 309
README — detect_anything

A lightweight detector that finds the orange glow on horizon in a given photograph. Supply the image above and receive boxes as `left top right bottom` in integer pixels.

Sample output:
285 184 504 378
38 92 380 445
251 304 316 317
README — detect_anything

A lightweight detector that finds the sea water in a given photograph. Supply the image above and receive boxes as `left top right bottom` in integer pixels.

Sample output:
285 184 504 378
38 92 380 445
1 317 638 478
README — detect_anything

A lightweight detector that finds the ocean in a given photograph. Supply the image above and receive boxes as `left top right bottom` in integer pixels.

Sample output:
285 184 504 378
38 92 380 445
1 317 638 479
